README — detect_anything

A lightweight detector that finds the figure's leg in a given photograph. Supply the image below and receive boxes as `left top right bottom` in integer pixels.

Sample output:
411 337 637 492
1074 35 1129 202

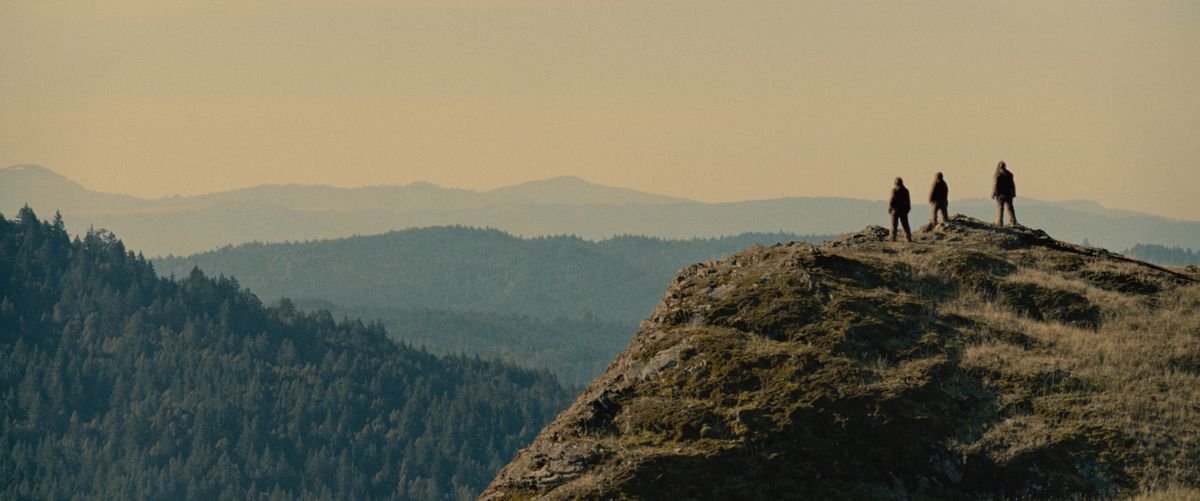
995 200 1005 226
1007 201 1017 226
891 213 899 241
938 206 949 223
930 204 938 225
901 214 912 241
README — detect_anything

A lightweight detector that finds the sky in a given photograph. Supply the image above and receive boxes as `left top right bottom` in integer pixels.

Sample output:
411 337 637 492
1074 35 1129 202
2 1 1198 219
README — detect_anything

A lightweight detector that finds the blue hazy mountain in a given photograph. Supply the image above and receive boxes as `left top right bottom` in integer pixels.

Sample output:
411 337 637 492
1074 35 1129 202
4 164 1198 257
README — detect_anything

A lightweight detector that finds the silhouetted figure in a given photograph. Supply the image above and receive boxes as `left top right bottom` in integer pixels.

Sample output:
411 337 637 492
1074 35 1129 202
888 177 912 242
992 161 1018 227
929 172 949 225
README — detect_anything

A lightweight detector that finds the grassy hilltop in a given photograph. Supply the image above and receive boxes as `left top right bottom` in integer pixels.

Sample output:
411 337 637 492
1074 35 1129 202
484 216 1200 500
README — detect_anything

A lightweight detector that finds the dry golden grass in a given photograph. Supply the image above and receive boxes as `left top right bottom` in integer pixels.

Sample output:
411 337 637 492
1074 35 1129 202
937 258 1200 490
841 228 1200 493
854 231 1200 492
1128 485 1200 500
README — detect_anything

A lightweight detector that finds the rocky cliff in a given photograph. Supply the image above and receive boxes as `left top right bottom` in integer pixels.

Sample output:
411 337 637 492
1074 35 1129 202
482 216 1200 500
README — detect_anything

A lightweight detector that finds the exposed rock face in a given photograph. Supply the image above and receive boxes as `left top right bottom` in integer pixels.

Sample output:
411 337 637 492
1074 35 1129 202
482 216 1200 500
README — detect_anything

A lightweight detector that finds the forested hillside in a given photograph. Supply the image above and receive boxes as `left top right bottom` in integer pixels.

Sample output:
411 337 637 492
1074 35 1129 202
154 228 819 323
0 207 571 500
154 228 828 384
1124 243 1200 266
298 304 630 386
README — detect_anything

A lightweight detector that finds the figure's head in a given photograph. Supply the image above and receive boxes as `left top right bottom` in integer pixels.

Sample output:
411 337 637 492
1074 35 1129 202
935 172 944 181
895 177 904 186
997 161 1007 172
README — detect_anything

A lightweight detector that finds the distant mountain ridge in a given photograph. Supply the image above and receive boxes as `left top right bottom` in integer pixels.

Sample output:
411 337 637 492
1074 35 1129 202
0 165 684 214
4 164 1198 256
0 164 149 212
484 175 693 206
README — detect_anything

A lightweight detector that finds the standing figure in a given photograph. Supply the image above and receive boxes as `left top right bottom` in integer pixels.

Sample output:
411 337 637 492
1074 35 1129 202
992 161 1018 226
888 177 912 242
929 172 949 225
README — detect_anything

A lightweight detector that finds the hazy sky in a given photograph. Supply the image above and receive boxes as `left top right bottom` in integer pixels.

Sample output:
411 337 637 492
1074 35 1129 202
3 1 1198 219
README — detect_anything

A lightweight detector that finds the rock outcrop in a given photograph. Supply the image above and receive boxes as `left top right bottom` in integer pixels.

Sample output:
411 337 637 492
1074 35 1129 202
482 216 1200 500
